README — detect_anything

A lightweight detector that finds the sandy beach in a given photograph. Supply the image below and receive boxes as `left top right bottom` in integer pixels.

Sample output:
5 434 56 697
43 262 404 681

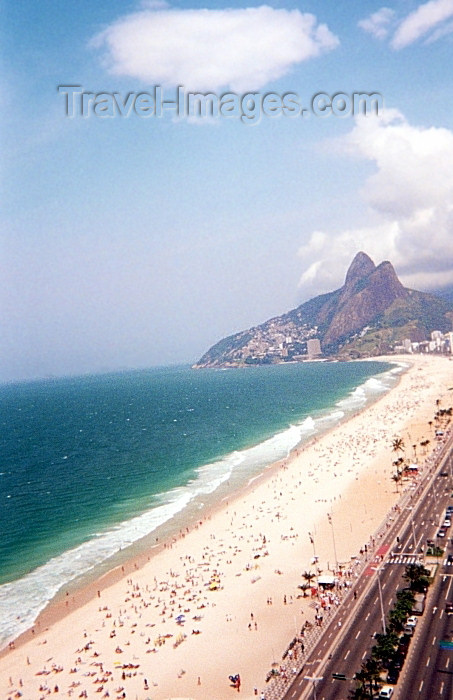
2 354 452 700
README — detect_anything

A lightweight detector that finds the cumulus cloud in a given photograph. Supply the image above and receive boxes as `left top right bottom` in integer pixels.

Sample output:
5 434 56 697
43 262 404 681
358 7 395 39
358 1 453 49
392 0 453 49
92 5 339 91
298 111 453 295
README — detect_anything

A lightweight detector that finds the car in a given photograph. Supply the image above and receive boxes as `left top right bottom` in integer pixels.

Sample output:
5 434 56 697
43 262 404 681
438 529 446 537
406 615 417 627
397 635 411 654
448 554 453 564
444 519 451 527
386 667 400 684
379 686 394 698
392 655 403 670
440 471 449 477
446 601 453 613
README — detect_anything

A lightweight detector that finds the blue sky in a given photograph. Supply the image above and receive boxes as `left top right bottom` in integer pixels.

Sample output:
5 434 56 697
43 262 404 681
2 0 453 380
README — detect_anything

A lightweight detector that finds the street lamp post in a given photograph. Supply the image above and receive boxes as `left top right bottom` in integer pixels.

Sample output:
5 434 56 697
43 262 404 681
303 675 323 700
327 513 338 572
371 566 386 635
308 531 317 562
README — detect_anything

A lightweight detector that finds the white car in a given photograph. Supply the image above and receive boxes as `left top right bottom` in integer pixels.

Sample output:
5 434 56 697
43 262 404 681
443 519 451 527
406 615 417 627
379 686 394 698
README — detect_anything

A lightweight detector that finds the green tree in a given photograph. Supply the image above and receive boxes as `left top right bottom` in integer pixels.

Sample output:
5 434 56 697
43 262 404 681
388 606 407 633
372 631 399 668
403 563 430 592
395 588 415 614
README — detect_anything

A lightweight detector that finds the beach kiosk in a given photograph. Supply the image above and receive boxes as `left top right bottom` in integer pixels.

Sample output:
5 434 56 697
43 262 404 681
317 575 336 590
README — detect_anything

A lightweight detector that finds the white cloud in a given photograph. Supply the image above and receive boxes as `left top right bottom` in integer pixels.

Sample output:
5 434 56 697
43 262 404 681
358 7 395 39
93 5 339 91
392 0 453 49
298 111 453 295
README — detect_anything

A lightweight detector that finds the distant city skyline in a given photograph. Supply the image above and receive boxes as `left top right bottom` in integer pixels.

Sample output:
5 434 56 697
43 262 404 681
2 1 453 381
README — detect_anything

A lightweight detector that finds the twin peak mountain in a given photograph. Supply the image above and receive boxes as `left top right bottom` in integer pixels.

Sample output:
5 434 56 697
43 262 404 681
194 252 453 367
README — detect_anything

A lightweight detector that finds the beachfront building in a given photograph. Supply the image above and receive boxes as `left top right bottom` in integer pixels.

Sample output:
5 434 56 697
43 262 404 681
397 330 453 355
307 338 322 358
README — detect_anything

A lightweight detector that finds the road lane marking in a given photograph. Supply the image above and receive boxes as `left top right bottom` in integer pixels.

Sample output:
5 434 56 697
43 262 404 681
419 680 424 692
447 578 453 597
365 613 370 621
426 657 431 666
432 636 437 646
344 650 350 660
446 658 450 669
355 630 361 639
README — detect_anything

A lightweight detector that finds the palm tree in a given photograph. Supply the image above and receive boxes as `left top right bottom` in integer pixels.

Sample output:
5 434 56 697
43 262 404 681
302 570 316 587
392 471 402 493
297 583 310 597
392 437 405 458
363 657 381 697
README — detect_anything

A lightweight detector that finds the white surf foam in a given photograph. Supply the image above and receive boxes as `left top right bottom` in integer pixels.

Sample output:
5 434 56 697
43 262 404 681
0 362 401 649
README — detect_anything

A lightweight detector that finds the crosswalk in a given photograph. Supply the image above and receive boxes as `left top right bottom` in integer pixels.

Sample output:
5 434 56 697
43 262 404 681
388 554 423 565
388 554 453 566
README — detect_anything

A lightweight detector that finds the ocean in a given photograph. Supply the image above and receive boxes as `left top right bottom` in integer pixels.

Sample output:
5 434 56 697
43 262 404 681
0 360 403 648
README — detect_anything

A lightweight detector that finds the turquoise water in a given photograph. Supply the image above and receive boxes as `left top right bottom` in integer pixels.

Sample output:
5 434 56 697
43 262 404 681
0 360 400 646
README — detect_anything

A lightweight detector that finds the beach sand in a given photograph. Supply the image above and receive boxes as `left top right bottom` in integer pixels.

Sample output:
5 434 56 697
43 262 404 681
2 354 452 700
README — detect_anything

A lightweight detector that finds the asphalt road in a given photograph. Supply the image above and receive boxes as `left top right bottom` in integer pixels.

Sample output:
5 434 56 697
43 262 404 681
395 561 453 699
281 436 453 700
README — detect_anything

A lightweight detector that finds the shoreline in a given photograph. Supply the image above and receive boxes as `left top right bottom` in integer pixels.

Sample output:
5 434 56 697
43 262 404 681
0 359 399 653
0 358 396 658
1 354 452 700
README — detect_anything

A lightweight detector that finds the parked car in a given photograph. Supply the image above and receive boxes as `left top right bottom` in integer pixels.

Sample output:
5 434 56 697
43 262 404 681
443 519 451 527
447 554 453 564
437 529 446 537
379 686 394 698
406 615 417 627
386 667 400 684
397 636 411 654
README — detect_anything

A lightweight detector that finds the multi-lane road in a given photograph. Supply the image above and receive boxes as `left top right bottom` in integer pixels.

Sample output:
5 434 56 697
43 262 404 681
281 436 453 700
396 559 453 699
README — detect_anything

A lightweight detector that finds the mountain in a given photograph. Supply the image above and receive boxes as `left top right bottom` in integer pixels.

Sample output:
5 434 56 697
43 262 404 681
194 252 453 367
